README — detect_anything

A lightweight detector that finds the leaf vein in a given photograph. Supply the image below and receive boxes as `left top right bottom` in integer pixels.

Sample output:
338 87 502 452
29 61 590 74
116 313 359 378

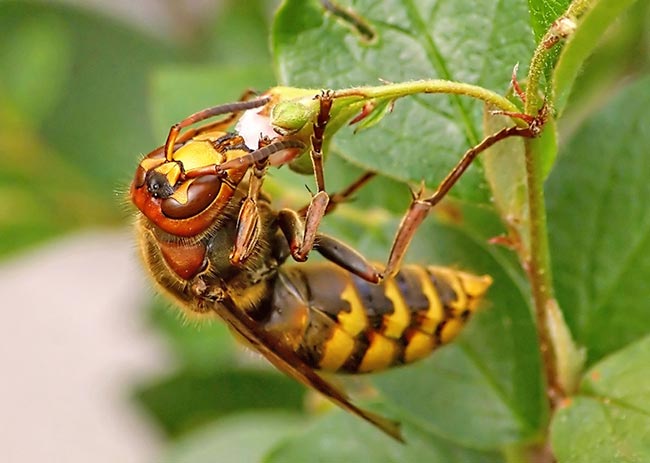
401 0 480 146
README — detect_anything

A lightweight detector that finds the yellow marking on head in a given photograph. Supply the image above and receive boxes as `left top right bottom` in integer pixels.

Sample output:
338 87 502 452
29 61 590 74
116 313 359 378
381 279 411 339
140 157 165 171
440 319 464 344
409 266 444 334
428 266 467 315
404 331 436 363
156 161 178 175
338 282 368 336
173 140 223 171
358 333 397 373
169 178 193 204
155 162 182 189
319 327 355 372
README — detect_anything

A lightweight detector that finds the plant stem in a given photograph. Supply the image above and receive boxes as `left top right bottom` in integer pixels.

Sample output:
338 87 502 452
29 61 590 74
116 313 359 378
522 137 565 405
525 0 593 111
332 80 523 123
522 0 593 408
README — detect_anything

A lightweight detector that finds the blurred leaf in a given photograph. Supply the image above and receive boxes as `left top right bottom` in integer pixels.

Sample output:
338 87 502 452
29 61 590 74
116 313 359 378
273 0 535 203
557 0 650 137
162 412 303 463
207 0 276 66
148 300 236 371
0 2 178 254
266 406 505 463
0 110 117 256
547 74 650 364
150 65 275 140
0 2 179 193
135 368 304 437
553 0 638 116
0 15 71 123
550 335 650 463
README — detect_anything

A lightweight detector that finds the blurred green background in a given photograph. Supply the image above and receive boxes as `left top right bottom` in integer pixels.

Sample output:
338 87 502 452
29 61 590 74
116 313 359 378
2 0 649 462
0 1 294 461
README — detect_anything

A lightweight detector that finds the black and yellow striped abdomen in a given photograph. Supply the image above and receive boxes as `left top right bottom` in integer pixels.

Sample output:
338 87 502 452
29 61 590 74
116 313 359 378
259 262 492 374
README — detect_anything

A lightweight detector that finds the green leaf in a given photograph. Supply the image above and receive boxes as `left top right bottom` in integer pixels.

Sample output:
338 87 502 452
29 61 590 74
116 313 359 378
482 112 530 256
265 407 505 463
0 110 118 257
134 368 304 437
558 0 650 133
528 0 571 40
0 3 173 253
550 335 650 463
352 98 396 134
206 0 274 67
0 15 71 123
0 2 177 213
482 107 558 266
148 300 237 371
273 0 535 203
547 74 650 364
150 65 275 140
20 4 177 194
162 412 303 463
553 0 639 117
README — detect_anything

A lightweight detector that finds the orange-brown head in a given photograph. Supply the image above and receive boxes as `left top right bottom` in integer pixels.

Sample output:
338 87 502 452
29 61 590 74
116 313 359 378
130 131 250 237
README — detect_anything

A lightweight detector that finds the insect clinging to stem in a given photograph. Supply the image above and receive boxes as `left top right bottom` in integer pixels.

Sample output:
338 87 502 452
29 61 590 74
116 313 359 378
130 79 544 440
152 83 545 279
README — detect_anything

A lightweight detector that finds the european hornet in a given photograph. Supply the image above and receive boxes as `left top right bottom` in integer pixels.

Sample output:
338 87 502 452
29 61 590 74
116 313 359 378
130 86 542 440
149 87 543 278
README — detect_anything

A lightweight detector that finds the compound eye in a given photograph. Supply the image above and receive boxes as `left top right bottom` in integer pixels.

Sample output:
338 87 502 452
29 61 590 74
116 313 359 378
161 175 222 219
133 164 147 188
146 170 175 199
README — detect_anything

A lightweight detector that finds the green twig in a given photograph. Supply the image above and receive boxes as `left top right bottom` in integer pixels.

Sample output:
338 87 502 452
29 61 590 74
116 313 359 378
525 0 593 112
333 80 522 120
523 0 593 408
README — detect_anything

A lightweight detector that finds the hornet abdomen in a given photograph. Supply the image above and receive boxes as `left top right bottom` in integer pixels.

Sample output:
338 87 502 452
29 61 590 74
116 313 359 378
260 262 492 373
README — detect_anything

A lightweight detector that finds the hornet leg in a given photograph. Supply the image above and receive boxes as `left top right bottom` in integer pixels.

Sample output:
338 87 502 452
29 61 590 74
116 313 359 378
382 109 547 279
